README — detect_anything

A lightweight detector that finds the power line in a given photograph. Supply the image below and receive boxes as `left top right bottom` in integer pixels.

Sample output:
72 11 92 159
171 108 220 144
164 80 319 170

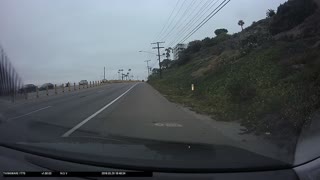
168 0 219 47
160 0 197 41
158 0 187 41
164 0 206 46
153 0 181 42
179 0 231 43
168 0 218 47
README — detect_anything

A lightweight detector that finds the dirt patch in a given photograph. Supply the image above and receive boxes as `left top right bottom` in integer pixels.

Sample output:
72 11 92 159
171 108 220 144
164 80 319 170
191 56 218 78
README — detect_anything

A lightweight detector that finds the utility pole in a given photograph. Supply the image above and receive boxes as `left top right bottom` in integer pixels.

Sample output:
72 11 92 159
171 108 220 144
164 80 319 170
151 42 165 78
144 60 151 77
119 69 123 80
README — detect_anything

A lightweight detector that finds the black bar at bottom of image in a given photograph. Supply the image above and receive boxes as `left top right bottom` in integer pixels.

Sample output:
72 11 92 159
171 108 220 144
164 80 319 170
3 171 153 177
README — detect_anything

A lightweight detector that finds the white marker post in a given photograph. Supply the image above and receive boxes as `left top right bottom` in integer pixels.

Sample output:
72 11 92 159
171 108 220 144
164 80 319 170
191 84 195 91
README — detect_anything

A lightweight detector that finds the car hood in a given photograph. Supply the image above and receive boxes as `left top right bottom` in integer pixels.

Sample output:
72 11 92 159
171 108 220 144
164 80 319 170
1 135 291 172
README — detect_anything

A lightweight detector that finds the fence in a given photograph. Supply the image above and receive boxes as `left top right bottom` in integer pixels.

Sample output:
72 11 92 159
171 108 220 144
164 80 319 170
0 45 23 97
18 81 107 101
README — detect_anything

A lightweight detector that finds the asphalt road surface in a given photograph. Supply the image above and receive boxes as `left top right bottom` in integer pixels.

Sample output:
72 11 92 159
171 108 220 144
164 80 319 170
0 82 291 162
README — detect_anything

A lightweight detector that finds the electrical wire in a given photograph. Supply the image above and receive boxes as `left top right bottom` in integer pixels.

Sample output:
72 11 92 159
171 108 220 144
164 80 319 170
160 0 197 41
157 0 188 41
168 0 219 47
153 0 181 42
164 0 206 46
179 0 231 43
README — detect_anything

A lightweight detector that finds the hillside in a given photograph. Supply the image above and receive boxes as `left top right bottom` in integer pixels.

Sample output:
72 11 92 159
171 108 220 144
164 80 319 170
148 0 320 145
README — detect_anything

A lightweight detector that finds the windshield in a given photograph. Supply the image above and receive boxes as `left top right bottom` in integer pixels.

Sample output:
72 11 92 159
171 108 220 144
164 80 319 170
0 0 319 172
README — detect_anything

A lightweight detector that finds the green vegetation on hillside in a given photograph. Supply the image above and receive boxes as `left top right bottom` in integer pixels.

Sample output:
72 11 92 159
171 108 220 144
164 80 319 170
148 0 320 142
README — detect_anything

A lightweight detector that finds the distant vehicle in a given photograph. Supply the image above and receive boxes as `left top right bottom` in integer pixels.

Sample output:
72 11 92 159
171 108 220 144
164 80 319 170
39 83 54 91
79 80 88 85
18 84 37 93
65 82 70 87
142 80 145 82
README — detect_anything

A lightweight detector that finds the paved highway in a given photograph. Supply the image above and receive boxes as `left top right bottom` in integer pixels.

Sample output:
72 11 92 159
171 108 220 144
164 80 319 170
0 82 290 162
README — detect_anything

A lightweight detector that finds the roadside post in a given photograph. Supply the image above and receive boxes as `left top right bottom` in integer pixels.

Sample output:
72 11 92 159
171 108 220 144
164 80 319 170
90 81 91 87
79 82 80 90
46 85 49 96
55 84 57 95
191 84 195 91
24 89 28 100
68 83 71 92
11 90 15 103
62 84 65 93
36 87 39 98
74 83 76 91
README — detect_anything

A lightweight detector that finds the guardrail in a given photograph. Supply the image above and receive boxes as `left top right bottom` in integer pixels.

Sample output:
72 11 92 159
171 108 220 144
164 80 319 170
20 81 106 100
0 80 141 103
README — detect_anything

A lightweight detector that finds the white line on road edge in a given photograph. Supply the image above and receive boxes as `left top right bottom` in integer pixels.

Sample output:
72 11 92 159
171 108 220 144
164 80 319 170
61 83 138 137
8 106 52 120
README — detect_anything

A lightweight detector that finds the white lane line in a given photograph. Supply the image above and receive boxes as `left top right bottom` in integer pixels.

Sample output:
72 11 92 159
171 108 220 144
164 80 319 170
61 83 138 137
8 106 52 120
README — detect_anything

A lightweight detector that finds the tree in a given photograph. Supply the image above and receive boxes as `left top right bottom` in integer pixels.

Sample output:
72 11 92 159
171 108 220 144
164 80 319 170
186 40 202 53
214 28 228 36
266 9 276 18
238 20 245 31
269 0 317 35
160 59 172 69
164 47 172 59
152 68 159 74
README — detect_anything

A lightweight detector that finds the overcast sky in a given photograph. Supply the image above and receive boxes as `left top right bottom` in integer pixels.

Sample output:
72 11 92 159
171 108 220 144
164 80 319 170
0 0 286 85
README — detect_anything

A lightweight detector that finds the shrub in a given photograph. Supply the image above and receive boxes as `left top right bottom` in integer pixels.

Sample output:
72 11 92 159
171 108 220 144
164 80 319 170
176 53 191 65
214 28 228 36
269 0 317 35
226 79 256 103
266 9 276 18
186 40 202 53
207 34 231 47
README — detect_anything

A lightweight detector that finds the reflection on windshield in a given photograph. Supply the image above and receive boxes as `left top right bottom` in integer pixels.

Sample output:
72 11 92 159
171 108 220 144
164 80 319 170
0 0 320 170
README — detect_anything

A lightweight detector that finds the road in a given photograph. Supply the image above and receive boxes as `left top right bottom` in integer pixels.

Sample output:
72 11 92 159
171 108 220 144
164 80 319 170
0 82 291 162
